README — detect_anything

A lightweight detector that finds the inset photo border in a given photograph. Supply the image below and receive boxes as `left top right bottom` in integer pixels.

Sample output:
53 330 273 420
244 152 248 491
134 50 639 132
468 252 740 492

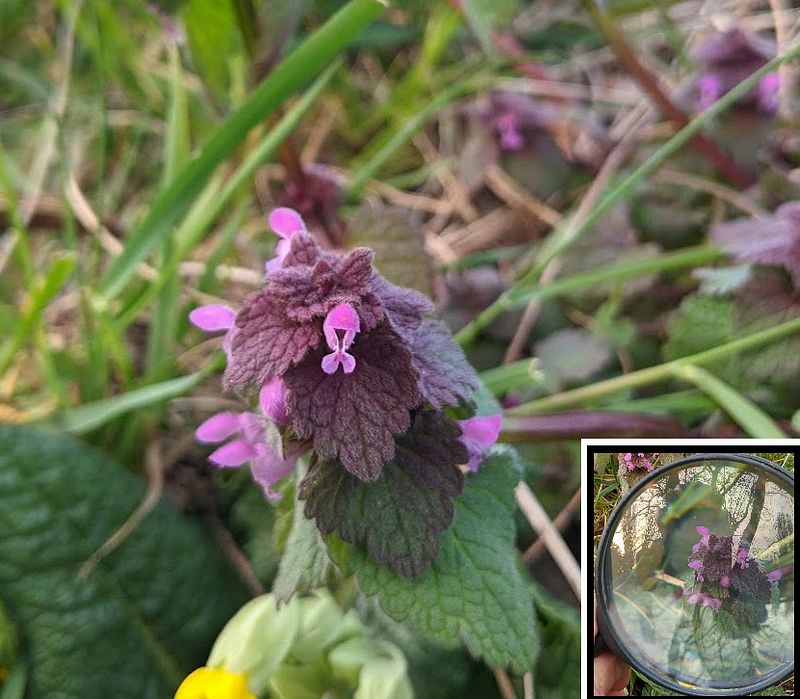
582 439 796 697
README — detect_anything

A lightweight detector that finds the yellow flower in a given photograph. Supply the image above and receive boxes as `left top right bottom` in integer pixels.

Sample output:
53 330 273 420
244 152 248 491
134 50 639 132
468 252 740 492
174 667 257 699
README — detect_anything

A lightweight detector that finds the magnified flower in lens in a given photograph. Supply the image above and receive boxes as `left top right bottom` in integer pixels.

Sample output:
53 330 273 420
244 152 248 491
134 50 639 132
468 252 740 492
686 525 774 625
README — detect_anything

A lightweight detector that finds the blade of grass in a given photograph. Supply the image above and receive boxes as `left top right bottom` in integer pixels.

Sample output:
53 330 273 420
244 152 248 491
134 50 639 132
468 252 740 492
457 38 800 346
144 41 191 379
113 60 340 333
457 245 724 345
96 0 386 303
671 365 787 438
0 253 76 377
508 315 800 414
46 367 216 435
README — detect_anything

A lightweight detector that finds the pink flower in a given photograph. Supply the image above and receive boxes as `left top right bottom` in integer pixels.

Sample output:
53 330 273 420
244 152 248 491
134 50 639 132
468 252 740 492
321 303 360 374
259 378 289 425
688 561 703 570
696 526 709 536
196 410 296 500
458 414 502 472
757 72 780 112
189 304 238 359
495 111 524 151
266 207 307 273
720 575 730 588
767 569 782 581
698 74 723 110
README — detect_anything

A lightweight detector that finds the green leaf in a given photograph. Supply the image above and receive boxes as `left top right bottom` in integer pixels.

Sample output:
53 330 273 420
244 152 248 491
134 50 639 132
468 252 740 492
0 424 249 699
529 581 579 699
664 294 736 373
462 0 519 56
348 203 433 297
300 411 466 578
272 469 331 605
330 446 537 673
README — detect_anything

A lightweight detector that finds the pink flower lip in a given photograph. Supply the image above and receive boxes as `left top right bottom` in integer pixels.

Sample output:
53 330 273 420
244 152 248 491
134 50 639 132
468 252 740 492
268 207 307 239
189 304 236 332
767 570 782 581
624 453 632 461
458 414 502 472
696 526 709 536
688 561 702 569
321 303 360 374
196 412 240 443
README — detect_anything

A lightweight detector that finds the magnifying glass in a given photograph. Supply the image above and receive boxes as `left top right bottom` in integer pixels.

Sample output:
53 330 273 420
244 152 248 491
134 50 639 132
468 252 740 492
595 453 794 695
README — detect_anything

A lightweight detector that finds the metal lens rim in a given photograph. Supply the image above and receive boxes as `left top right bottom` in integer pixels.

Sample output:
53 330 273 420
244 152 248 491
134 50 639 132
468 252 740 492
595 452 794 695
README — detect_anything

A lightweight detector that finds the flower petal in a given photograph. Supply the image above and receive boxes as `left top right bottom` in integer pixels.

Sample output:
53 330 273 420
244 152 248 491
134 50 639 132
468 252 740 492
259 378 289 425
196 412 240 443
250 444 296 488
696 526 709 536
269 207 306 239
209 440 254 467
189 304 236 332
459 414 502 448
767 570 782 581
321 352 342 375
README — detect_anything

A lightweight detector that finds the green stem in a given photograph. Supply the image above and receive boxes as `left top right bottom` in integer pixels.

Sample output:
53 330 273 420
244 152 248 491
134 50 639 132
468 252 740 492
508 315 800 414
671 365 786 438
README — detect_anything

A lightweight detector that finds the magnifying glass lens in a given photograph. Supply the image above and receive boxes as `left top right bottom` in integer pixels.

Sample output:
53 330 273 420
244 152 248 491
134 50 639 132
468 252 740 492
597 455 794 694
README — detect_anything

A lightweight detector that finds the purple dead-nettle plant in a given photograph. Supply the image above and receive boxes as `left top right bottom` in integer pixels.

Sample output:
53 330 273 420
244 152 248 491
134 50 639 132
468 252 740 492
618 452 659 472
191 207 500 577
685 525 775 627
692 27 778 113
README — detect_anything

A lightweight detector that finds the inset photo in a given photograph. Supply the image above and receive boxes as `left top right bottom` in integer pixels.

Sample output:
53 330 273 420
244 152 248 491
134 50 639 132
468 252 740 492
587 443 794 697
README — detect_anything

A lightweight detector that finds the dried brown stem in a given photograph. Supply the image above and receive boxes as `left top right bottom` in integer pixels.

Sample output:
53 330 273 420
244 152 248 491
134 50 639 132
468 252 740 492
581 0 756 189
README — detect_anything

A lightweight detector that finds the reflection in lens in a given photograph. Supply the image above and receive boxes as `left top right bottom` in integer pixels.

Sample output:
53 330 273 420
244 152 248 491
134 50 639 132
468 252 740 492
603 458 794 692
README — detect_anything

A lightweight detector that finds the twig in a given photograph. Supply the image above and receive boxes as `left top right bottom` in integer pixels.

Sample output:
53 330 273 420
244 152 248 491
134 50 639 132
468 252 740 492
652 169 767 218
523 487 581 565
514 482 581 601
78 439 165 580
767 0 795 119
205 512 265 596
522 671 535 699
494 669 519 699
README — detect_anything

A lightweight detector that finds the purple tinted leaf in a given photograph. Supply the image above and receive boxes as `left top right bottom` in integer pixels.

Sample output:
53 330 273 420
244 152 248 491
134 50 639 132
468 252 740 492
703 533 734 581
223 291 320 389
270 246 379 326
281 232 323 268
711 204 800 288
299 411 467 577
410 320 480 409
369 274 433 340
284 323 420 481
730 560 771 602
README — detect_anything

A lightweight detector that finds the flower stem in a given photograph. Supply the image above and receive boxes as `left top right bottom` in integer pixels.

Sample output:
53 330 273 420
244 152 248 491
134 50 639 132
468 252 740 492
507 315 800 415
